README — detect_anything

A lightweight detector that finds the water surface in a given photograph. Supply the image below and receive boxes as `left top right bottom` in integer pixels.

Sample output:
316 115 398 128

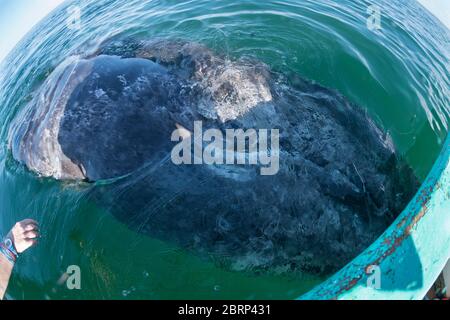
0 0 448 299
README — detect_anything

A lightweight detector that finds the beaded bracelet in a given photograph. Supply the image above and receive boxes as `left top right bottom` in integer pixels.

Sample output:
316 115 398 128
0 238 18 264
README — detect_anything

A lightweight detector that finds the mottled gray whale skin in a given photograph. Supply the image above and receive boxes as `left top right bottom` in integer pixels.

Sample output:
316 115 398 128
9 39 418 274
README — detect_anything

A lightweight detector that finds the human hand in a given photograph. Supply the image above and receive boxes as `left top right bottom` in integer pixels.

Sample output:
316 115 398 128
6 219 39 254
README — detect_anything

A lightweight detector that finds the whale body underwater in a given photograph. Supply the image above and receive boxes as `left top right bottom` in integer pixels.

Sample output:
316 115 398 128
9 39 419 274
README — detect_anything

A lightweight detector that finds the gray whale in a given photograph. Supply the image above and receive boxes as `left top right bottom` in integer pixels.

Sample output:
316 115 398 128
9 39 418 274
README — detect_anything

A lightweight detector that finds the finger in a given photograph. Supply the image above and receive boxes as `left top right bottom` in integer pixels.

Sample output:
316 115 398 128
13 225 33 235
18 222 39 233
13 222 25 233
24 230 39 239
20 219 39 227
23 223 39 232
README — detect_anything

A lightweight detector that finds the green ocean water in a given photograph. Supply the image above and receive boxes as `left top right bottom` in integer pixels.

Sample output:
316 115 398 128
0 0 448 299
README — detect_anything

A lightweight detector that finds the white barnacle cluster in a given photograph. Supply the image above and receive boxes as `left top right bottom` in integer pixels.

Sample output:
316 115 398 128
200 60 273 122
138 40 274 123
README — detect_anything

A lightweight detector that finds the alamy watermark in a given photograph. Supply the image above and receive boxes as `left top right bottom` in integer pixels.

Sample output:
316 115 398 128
66 5 81 30
65 265 81 290
366 264 381 289
171 121 280 175
367 5 381 31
